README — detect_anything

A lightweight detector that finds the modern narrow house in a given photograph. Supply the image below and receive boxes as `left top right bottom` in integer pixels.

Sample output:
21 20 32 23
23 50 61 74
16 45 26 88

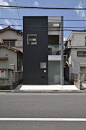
23 16 64 85
64 30 86 89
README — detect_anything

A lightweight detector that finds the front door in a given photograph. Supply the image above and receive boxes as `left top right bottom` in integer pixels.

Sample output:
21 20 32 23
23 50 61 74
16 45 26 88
48 61 60 84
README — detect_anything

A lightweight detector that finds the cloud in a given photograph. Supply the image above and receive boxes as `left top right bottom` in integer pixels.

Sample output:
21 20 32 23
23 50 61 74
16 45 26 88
65 1 67 5
64 37 67 41
33 1 39 6
0 26 3 29
0 0 15 14
4 19 11 25
0 0 9 5
75 1 86 18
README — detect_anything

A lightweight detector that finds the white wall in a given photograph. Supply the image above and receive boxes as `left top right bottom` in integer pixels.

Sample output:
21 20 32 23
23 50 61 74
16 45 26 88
0 47 17 71
73 33 86 46
69 48 86 81
71 48 86 65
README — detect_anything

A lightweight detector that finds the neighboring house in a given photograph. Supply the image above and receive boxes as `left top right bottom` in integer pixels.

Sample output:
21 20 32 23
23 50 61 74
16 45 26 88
64 30 86 86
0 43 23 89
23 16 64 85
0 43 23 71
0 26 23 52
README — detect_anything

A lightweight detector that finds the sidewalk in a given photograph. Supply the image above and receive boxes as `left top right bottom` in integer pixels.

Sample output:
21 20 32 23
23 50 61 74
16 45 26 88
14 84 79 93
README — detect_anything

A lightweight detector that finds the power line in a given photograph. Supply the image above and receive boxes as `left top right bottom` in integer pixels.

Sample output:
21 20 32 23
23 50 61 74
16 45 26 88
14 0 21 25
0 18 22 20
1 24 86 29
1 5 86 10
22 29 86 32
14 0 22 47
1 18 86 22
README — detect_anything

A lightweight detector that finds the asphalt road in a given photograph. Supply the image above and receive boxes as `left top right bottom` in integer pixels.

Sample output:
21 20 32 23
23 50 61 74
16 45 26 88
0 121 86 130
0 92 86 129
0 93 86 118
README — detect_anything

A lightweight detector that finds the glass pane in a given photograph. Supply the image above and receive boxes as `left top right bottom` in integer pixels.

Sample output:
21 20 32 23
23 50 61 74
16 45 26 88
84 51 86 56
85 37 86 46
48 35 59 45
85 37 86 42
3 41 9 46
77 51 83 56
27 35 37 45
48 45 61 55
40 62 46 69
10 41 15 47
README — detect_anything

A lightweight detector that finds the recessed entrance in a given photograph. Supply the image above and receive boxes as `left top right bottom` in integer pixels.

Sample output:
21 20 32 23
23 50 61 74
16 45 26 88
48 61 60 84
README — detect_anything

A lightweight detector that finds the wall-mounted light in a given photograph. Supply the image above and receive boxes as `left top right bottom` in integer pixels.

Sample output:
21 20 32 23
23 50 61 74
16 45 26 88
53 23 59 27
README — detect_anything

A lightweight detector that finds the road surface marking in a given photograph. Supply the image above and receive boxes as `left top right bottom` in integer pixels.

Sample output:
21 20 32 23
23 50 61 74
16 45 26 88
0 118 86 121
0 93 86 96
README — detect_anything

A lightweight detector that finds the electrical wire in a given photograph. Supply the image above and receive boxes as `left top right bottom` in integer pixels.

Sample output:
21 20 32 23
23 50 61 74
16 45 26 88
1 5 86 10
1 24 86 29
1 18 86 22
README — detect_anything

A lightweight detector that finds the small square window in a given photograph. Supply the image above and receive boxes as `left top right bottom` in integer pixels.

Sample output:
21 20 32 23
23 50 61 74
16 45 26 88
27 35 37 45
10 41 15 47
77 51 83 56
40 62 46 69
3 41 9 46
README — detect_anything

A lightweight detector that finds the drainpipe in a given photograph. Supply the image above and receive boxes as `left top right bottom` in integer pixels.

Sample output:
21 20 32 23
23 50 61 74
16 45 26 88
61 16 64 85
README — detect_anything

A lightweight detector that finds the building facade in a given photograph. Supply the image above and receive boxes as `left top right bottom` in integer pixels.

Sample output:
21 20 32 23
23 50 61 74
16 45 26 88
23 16 64 85
0 26 23 52
0 43 23 89
64 31 86 83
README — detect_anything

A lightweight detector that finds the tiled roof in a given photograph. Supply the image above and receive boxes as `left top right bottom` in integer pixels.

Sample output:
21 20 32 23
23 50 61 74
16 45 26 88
0 26 23 35
0 42 23 53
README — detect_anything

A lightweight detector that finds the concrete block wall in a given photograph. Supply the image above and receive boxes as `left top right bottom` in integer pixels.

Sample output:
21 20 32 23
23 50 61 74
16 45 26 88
0 70 23 90
0 69 13 89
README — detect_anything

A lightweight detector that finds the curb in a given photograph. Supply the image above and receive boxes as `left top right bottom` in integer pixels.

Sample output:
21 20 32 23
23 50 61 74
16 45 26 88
0 90 12 92
12 90 85 93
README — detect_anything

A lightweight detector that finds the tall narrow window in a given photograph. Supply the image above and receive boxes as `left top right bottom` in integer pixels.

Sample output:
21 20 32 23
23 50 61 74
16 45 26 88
27 35 37 45
85 37 86 46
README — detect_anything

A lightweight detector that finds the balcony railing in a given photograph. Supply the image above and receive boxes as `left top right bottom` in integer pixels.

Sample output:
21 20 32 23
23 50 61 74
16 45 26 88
48 45 61 55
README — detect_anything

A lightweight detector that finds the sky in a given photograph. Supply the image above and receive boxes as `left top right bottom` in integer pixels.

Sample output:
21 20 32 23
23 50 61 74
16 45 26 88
0 0 86 40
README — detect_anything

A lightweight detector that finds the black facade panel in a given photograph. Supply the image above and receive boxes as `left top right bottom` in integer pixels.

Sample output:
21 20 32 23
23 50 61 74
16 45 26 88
23 16 48 85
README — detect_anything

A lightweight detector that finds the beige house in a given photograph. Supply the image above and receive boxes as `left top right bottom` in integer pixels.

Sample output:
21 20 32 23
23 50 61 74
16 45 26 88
0 43 23 89
0 26 23 89
0 43 23 71
0 26 23 52
64 31 86 87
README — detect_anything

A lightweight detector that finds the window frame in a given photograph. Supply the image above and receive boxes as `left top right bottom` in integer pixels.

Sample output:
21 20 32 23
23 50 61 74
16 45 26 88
77 51 86 57
27 34 37 45
85 37 86 46
40 62 46 69
3 40 15 47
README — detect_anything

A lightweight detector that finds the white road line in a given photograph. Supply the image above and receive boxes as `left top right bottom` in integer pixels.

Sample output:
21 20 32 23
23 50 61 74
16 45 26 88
0 93 86 96
0 118 86 121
